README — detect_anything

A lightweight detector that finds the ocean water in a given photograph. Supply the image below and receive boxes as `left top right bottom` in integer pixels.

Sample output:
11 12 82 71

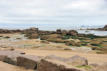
0 23 104 30
77 30 107 36
0 23 107 36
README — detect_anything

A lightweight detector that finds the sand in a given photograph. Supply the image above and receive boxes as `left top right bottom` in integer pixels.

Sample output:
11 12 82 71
0 61 33 71
18 49 107 64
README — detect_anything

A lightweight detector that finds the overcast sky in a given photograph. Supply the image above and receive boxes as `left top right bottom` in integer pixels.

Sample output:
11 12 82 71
0 0 107 29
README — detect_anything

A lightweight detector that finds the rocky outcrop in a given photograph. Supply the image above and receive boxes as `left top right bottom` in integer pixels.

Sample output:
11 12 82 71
67 30 78 36
103 25 107 31
17 55 43 69
45 55 67 62
23 27 39 34
45 55 88 66
65 40 81 46
0 29 22 33
67 55 88 66
40 34 66 43
0 50 25 65
38 59 84 71
90 63 107 71
25 33 39 39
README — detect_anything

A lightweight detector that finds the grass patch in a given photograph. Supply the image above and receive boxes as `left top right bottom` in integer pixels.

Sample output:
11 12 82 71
76 65 92 69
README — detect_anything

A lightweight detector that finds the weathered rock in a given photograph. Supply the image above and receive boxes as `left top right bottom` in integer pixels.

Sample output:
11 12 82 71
56 29 62 34
27 33 39 39
65 40 81 46
39 31 52 35
0 29 22 33
90 63 100 68
41 40 49 44
17 55 43 69
23 27 39 34
38 59 84 71
67 55 88 66
0 50 25 65
67 30 78 36
90 63 107 71
0 55 7 61
40 34 65 43
45 55 67 62
103 25 107 31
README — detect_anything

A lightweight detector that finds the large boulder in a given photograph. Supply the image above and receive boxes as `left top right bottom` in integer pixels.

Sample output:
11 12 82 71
40 34 65 43
26 33 39 39
67 55 88 66
23 27 39 34
17 55 43 69
103 25 107 31
38 59 84 71
56 29 62 34
67 30 78 36
0 50 25 65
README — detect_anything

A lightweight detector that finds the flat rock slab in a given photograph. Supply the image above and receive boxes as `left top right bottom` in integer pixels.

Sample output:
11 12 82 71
0 50 25 65
38 59 84 71
45 55 88 66
17 55 43 69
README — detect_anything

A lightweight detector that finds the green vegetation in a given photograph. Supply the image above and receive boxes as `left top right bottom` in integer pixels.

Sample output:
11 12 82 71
71 36 78 39
62 35 71 39
91 44 103 48
76 65 92 69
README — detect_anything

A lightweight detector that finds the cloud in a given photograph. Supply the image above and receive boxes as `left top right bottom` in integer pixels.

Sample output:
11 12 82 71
0 0 107 29
62 0 106 16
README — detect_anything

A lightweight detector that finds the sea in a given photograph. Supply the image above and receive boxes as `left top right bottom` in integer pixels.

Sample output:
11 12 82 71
0 23 107 36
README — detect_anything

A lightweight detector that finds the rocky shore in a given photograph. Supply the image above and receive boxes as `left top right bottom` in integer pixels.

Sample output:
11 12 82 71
0 49 107 71
0 27 107 71
86 25 107 31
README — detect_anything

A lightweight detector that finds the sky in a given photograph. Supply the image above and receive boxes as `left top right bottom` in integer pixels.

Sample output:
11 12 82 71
0 0 107 30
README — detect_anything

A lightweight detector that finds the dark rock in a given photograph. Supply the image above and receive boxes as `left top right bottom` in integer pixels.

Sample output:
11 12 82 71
103 25 107 31
56 29 62 34
67 30 78 36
